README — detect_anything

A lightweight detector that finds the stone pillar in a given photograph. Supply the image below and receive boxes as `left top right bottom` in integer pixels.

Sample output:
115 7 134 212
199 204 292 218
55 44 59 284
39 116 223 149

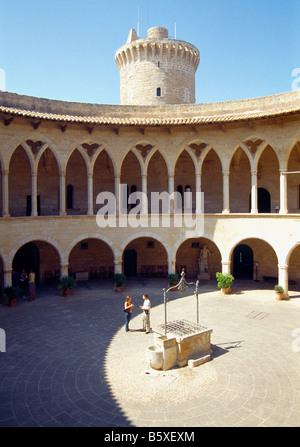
114 257 123 274
168 258 176 274
278 264 289 297
3 269 12 287
279 169 288 214
60 264 69 278
195 171 201 214
31 172 38 216
2 170 10 217
222 171 230 214
87 172 93 215
59 171 66 216
250 170 258 214
222 260 231 275
168 173 174 212
142 174 148 214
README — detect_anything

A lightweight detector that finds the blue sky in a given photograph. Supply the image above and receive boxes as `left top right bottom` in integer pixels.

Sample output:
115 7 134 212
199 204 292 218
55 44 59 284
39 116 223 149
0 0 299 105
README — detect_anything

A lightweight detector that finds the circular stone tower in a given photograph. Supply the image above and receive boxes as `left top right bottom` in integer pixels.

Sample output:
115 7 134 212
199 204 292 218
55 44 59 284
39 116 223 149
115 26 200 105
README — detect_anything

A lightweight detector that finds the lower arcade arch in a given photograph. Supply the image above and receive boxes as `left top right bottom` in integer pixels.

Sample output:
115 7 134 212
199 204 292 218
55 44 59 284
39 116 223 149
175 237 222 279
231 238 278 282
123 237 168 278
287 244 300 286
68 238 114 279
12 241 60 285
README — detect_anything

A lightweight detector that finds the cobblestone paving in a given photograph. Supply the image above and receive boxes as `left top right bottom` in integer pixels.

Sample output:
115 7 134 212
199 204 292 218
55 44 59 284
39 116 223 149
0 279 299 427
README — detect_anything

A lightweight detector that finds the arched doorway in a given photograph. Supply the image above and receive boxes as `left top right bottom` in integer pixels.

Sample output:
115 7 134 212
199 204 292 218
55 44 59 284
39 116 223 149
233 244 254 279
175 237 222 279
123 237 168 278
69 238 114 279
66 149 87 215
258 188 271 213
13 242 40 284
124 249 137 277
13 241 61 285
232 238 278 284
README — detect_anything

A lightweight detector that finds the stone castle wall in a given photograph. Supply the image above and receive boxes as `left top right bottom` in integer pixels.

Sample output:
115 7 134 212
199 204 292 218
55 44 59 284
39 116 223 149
115 27 200 105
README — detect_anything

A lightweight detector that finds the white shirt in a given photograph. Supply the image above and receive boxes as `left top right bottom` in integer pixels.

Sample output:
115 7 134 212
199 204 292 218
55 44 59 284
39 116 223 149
143 299 151 312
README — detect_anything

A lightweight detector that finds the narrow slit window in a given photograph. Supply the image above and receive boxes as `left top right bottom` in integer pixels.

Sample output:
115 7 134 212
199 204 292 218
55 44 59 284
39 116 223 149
156 87 161 97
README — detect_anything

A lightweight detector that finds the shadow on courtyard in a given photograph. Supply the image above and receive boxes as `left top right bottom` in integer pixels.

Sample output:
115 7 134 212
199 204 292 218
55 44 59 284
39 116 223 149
0 277 286 427
0 279 135 427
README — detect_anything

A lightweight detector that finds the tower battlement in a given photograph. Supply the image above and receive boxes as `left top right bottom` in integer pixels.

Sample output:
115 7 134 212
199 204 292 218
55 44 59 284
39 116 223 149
115 26 200 105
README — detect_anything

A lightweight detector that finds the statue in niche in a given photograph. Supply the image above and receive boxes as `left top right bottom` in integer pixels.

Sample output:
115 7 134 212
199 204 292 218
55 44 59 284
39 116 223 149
198 245 211 280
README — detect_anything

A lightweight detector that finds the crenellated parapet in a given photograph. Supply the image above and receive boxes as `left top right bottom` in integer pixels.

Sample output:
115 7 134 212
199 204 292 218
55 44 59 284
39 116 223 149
115 27 200 106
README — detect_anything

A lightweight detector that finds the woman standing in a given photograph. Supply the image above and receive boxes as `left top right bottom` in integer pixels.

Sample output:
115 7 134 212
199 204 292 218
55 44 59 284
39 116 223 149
124 296 134 332
28 269 36 301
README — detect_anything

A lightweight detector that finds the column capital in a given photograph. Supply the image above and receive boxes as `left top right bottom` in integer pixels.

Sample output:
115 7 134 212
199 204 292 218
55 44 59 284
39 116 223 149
278 264 289 270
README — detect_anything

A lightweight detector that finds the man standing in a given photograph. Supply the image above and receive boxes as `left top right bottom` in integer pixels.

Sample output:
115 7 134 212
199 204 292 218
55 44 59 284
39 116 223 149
140 294 151 333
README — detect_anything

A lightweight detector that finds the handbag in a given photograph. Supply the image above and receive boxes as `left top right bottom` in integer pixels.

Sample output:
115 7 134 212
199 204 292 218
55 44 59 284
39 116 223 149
123 309 130 313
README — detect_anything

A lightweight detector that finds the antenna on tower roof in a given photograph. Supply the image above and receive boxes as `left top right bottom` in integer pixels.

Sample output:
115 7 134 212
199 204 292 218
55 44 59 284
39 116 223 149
137 4 140 37
174 22 177 39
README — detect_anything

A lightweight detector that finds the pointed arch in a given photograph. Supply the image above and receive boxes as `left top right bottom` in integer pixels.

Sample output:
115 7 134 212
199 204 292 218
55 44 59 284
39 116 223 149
93 149 115 214
201 147 223 213
255 144 280 213
91 145 116 174
121 146 144 174
9 145 31 217
285 138 300 170
34 140 62 173
286 140 300 213
120 150 142 211
227 143 253 173
174 146 197 174
65 148 88 215
66 146 90 173
174 149 196 212
144 146 168 172
229 145 252 213
147 149 168 212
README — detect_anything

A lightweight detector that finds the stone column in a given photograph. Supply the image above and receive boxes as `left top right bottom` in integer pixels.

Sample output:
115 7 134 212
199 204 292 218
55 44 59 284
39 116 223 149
222 171 230 214
279 169 288 214
60 264 69 279
168 257 176 274
114 257 123 274
2 170 10 217
59 171 66 216
31 172 38 216
142 173 148 214
114 174 120 213
195 171 201 214
3 269 12 287
278 264 289 297
250 170 258 214
168 173 174 212
222 260 231 275
87 172 93 215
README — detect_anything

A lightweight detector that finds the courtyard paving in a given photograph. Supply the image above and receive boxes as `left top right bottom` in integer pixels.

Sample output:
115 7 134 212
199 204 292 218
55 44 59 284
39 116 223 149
0 278 299 427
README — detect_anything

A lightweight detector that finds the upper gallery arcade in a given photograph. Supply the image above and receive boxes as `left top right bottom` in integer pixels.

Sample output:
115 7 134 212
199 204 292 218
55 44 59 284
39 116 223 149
0 26 300 295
